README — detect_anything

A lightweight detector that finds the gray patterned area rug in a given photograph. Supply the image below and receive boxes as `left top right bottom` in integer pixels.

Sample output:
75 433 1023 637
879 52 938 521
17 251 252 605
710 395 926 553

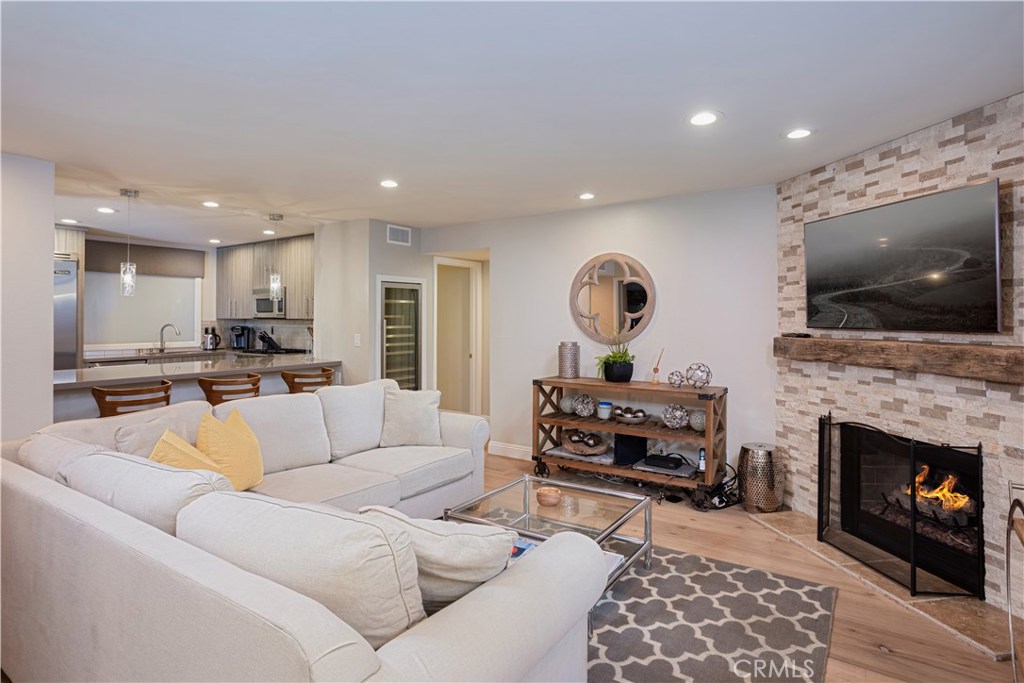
589 547 837 683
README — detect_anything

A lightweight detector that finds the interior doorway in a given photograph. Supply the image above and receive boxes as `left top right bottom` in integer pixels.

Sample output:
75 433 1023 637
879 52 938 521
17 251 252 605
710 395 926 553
433 256 484 415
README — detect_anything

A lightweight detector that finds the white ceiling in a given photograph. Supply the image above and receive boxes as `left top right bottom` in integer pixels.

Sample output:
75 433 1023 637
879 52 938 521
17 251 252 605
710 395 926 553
3 2 1022 247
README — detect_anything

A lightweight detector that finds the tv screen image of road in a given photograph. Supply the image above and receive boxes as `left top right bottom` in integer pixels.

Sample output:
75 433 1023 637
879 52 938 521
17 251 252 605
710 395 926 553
804 180 1001 333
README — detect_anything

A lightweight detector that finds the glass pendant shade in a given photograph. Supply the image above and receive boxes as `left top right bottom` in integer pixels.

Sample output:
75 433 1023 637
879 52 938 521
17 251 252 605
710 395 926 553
120 261 137 297
269 271 282 301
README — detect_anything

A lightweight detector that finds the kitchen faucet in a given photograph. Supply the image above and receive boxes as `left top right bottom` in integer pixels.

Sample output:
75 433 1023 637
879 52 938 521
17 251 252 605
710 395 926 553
159 323 181 352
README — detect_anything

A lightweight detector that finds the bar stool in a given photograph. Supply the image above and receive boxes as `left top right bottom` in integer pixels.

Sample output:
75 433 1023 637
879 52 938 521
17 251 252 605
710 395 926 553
197 373 261 406
91 380 172 418
282 367 335 394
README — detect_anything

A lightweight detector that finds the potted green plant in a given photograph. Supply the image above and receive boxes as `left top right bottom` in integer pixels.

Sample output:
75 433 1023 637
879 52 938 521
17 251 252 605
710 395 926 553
596 335 636 383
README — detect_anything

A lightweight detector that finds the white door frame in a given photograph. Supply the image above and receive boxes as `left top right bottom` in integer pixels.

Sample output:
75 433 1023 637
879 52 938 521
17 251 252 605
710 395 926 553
432 257 483 414
375 275 427 387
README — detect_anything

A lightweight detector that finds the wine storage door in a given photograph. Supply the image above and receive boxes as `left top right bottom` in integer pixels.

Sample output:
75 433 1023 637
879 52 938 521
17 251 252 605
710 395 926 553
381 282 421 389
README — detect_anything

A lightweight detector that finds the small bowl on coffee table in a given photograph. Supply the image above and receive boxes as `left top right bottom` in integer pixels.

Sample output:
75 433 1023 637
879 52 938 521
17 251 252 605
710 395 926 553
536 486 562 506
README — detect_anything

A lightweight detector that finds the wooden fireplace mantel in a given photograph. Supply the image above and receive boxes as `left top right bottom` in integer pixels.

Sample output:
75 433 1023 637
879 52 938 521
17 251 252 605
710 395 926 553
773 336 1024 385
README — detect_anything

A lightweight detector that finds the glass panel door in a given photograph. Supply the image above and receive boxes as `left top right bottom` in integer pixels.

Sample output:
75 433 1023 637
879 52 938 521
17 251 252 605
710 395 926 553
381 282 421 389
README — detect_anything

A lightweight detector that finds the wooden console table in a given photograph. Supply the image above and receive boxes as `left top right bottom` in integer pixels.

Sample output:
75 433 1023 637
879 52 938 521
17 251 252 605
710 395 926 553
531 377 727 490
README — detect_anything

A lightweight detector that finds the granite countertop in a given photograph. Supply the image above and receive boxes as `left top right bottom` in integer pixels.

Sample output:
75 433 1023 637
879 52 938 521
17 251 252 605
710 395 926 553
85 348 229 364
55 354 342 390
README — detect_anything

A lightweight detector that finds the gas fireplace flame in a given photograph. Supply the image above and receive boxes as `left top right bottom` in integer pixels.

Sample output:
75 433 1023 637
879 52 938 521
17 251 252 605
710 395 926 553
904 465 971 512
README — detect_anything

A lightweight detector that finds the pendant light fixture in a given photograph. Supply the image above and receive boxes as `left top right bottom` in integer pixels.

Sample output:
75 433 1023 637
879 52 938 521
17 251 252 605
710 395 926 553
120 188 139 296
267 213 283 302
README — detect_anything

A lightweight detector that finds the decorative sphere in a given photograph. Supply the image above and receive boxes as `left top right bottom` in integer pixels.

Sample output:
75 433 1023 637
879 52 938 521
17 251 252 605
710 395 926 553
559 396 576 414
633 409 647 419
685 363 713 389
583 434 599 448
667 370 684 388
689 408 707 432
612 406 624 417
622 406 634 416
569 432 583 443
573 394 595 417
662 404 688 429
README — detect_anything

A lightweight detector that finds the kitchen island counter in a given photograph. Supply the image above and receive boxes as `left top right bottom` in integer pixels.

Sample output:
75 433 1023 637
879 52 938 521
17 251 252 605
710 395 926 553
53 355 342 422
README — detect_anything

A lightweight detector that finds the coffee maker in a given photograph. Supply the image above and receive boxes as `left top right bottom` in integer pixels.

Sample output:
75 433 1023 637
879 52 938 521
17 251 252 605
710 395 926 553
230 325 255 351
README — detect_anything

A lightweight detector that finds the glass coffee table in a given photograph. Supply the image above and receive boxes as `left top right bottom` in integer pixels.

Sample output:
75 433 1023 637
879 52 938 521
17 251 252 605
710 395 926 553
444 475 652 588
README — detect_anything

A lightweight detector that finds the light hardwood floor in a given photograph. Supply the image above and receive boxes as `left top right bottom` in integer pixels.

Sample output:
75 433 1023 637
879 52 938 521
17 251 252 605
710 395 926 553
485 455 1013 683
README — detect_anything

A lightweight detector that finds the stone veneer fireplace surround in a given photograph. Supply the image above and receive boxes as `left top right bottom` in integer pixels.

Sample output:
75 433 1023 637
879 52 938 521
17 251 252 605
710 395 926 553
774 93 1023 614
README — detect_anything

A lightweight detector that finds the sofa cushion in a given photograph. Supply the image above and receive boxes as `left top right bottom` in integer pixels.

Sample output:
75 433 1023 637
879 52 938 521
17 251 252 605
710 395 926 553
380 387 442 448
195 411 264 490
212 394 329 474
38 401 212 450
64 451 233 534
17 432 99 485
113 402 212 456
252 463 401 511
318 379 398 460
360 505 518 613
340 446 474 499
177 492 425 648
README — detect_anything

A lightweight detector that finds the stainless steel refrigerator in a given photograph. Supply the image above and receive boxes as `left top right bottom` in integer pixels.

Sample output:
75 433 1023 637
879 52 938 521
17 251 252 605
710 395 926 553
54 257 80 370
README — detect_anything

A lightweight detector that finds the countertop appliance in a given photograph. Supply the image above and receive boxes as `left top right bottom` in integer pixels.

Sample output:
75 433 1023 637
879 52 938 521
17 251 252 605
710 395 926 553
230 325 255 350
253 288 286 318
54 255 80 370
201 328 222 351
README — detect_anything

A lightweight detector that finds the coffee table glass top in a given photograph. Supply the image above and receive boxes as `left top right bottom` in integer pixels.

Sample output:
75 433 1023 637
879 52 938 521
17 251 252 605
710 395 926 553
444 475 651 577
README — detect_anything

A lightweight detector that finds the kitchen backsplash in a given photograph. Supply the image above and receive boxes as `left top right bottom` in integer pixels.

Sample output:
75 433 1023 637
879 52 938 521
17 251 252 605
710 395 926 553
212 319 313 349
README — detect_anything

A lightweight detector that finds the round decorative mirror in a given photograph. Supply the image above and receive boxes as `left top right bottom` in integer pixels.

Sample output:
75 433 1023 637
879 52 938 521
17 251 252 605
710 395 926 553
569 252 655 344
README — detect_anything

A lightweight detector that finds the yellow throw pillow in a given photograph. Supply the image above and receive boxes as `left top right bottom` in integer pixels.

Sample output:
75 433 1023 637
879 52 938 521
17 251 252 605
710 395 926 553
149 429 219 472
195 410 264 491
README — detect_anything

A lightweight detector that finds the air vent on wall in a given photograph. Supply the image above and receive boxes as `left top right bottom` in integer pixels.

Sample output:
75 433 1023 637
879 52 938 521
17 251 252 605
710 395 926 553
386 224 412 247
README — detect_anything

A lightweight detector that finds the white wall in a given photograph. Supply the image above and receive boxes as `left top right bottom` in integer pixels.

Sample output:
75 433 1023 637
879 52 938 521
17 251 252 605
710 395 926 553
314 219 371 384
1 153 56 439
422 186 778 463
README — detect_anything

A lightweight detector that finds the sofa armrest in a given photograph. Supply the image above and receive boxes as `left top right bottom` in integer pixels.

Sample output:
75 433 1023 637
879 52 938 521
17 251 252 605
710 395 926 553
2 439 26 462
439 411 489 494
369 532 606 682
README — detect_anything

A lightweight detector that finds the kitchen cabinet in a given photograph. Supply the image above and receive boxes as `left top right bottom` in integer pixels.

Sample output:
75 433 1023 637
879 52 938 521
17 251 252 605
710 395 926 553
217 235 314 320
216 245 253 318
282 235 314 319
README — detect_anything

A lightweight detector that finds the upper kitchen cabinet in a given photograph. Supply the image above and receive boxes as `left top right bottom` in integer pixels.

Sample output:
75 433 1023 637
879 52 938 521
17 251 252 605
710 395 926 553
216 235 314 320
282 235 314 319
216 244 253 318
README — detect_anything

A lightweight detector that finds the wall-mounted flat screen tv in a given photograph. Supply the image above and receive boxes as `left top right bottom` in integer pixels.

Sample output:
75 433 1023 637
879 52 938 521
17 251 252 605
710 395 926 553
804 180 1001 332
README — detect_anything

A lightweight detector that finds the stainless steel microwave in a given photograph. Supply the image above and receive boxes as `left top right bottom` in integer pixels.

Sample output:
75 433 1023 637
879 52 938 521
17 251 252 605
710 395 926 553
252 288 286 318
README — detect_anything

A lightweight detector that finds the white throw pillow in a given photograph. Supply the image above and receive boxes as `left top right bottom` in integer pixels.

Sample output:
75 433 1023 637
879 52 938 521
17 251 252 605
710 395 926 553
177 493 425 648
114 409 207 456
318 379 398 459
64 451 233 534
359 505 518 613
379 387 442 448
17 432 99 485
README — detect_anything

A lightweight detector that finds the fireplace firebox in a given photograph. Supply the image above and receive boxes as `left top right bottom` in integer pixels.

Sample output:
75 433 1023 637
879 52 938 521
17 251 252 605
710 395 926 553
817 414 984 598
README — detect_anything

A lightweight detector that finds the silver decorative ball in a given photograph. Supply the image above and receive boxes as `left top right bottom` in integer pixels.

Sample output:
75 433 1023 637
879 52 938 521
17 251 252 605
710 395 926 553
685 363 713 389
667 370 684 388
559 396 576 414
662 404 688 429
688 408 706 432
573 394 595 417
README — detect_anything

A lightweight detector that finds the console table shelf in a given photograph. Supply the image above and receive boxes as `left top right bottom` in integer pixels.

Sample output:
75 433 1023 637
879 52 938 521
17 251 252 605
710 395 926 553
531 377 728 490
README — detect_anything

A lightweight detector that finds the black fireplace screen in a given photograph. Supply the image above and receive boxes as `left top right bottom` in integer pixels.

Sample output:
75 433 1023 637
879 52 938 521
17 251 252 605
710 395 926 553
818 414 984 598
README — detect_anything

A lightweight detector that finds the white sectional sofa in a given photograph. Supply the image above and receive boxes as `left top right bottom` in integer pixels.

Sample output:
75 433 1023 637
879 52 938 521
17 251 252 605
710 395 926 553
1 379 610 681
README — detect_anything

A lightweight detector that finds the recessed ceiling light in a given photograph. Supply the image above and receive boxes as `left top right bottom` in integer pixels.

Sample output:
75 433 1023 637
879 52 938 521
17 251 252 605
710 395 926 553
96 207 117 214
689 111 720 126
579 193 595 200
786 128 812 139
60 218 79 224
208 239 221 244
380 179 399 189
202 201 220 208
263 230 276 235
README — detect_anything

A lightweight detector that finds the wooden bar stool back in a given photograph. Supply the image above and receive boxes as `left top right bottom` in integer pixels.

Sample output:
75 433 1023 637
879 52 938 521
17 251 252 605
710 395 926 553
197 373 261 406
91 380 173 418
282 367 335 394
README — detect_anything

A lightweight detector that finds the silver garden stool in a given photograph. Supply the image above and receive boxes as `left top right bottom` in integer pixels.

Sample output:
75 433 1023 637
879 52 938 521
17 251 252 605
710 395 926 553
739 442 784 513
